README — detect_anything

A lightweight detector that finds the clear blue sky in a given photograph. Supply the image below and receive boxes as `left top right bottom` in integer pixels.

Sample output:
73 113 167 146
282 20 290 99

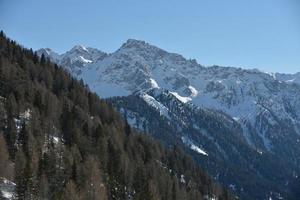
1 0 300 73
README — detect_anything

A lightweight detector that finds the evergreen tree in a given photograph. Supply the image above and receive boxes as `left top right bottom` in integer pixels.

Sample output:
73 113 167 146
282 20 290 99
40 53 46 66
61 180 80 200
15 149 27 199
5 94 18 157
0 133 12 178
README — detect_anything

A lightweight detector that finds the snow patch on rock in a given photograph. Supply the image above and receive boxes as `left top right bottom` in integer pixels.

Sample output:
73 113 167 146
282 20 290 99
170 92 192 103
181 137 208 156
141 93 169 119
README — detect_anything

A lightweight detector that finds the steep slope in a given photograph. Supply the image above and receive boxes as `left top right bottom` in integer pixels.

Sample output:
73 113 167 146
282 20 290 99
38 39 300 199
0 32 233 200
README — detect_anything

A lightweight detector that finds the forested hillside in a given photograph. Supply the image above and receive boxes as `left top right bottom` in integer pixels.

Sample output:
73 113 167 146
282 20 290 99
0 32 233 199
109 91 300 200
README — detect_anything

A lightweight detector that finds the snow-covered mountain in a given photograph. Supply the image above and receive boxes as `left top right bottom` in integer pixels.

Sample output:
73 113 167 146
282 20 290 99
37 40 300 200
38 40 300 150
37 45 107 76
274 72 300 85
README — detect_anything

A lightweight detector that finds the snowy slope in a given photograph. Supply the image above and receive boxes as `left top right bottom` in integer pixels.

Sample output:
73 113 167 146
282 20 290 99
274 72 300 85
37 45 107 76
0 178 15 200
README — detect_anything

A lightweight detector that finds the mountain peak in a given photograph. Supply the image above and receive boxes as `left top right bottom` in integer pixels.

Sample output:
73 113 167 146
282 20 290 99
37 48 55 55
44 47 53 52
70 44 89 52
121 39 154 50
36 48 60 61
125 38 146 45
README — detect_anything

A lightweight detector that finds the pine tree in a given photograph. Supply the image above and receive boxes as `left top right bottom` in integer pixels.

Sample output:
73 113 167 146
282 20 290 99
5 94 18 157
0 133 12 178
40 53 46 66
61 180 80 200
38 173 49 199
83 156 107 200
15 149 27 199
133 165 154 200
